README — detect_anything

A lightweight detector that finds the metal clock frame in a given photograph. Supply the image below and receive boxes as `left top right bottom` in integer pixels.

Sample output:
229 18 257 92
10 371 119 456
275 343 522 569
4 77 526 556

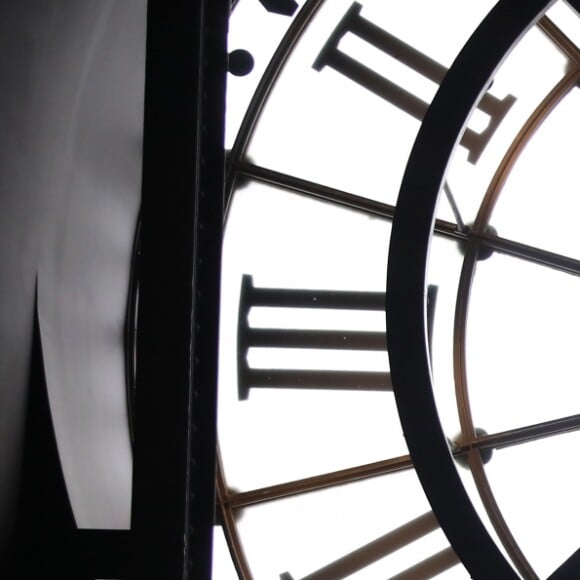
387 0 580 578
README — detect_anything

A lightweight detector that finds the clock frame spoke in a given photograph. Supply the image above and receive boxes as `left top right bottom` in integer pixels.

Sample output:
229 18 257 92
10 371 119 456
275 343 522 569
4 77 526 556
242 158 580 281
234 160 466 238
236 159 580 278
217 408 578 515
474 232 580 276
454 413 580 454
235 159 397 220
537 15 580 64
223 454 415 509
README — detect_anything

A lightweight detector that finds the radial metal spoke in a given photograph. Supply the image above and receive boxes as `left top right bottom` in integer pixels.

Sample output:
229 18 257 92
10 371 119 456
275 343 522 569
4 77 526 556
236 161 580 280
235 160 396 218
237 161 580 277
224 454 414 509
537 15 580 63
235 160 463 238
478 232 580 277
461 414 580 453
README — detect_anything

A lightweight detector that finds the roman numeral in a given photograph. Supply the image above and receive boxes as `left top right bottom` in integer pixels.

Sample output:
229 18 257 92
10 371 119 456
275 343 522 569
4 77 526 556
237 275 436 400
280 511 459 579
313 2 516 164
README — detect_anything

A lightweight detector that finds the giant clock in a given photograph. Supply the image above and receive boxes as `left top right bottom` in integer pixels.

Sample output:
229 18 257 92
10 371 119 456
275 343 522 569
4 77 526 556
216 0 580 579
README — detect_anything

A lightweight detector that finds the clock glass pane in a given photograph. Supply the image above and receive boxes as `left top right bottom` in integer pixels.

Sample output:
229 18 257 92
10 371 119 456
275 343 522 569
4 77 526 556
218 0 580 577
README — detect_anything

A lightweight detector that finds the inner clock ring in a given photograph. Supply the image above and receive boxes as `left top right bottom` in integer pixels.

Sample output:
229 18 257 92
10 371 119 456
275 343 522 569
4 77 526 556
451 64 580 578
386 0 554 578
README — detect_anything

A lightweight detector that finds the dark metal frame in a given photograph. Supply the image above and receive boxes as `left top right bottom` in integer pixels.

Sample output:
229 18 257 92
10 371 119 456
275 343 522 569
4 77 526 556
130 0 227 578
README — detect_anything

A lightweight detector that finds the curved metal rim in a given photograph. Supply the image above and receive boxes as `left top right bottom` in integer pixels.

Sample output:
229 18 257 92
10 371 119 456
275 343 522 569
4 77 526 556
452 66 580 580
219 2 325 575
216 450 253 580
386 0 555 577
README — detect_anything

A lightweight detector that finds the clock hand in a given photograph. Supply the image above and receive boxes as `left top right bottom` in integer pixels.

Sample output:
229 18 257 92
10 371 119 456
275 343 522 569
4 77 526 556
443 181 466 233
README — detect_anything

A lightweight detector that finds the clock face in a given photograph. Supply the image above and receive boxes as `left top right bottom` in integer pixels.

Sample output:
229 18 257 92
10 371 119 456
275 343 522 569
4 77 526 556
216 1 580 578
